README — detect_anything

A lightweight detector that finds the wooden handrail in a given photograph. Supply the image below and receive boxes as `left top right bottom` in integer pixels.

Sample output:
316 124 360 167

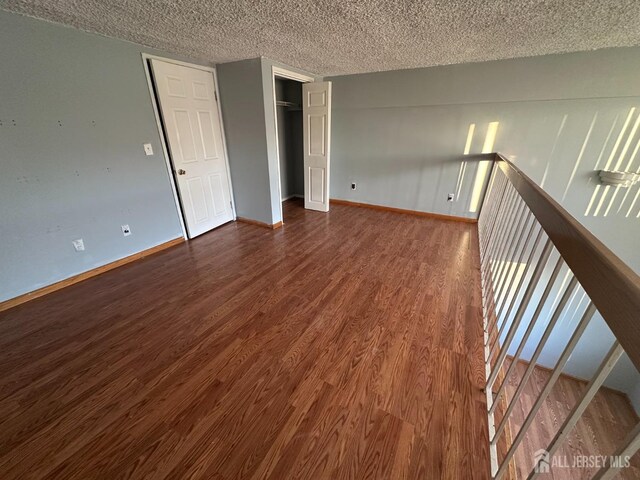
492 153 640 372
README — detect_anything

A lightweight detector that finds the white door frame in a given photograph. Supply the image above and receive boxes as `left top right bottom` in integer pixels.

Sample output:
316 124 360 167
141 53 237 239
271 66 315 222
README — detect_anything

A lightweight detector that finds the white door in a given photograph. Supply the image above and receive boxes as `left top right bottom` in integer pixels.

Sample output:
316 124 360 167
303 81 332 212
151 59 234 238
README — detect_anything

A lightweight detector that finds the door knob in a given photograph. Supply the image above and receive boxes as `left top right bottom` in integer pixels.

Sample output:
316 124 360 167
177 169 186 175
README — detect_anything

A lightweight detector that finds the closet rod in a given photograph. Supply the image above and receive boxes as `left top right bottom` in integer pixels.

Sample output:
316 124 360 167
276 100 300 108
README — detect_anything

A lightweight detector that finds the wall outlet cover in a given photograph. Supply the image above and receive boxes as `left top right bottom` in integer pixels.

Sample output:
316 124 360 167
351 182 357 190
121 225 131 236
447 193 455 202
143 143 153 156
72 238 85 251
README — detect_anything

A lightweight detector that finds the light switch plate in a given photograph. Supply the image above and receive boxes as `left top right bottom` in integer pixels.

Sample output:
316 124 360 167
143 143 153 156
72 238 85 251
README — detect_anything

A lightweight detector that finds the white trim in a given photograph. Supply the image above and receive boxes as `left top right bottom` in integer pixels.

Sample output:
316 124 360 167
140 54 236 240
272 66 314 223
272 66 314 83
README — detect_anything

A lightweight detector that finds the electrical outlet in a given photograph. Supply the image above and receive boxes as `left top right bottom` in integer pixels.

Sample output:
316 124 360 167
351 182 357 190
143 143 153 156
447 193 455 202
121 224 131 236
72 238 85 251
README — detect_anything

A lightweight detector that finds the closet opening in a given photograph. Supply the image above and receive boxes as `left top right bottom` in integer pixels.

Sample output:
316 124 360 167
275 77 304 217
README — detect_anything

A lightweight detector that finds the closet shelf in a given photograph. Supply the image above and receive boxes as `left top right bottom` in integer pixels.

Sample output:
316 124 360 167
276 100 301 109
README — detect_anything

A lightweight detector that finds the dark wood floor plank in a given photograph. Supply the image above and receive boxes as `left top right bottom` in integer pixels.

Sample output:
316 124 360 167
0 199 490 479
501 357 640 479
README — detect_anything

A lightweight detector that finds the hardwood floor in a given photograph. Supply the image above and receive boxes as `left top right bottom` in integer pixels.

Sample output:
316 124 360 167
497 358 640 479
0 199 489 479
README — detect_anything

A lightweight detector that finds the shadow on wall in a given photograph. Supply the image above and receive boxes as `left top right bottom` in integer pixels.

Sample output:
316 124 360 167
580 107 640 219
482 104 640 416
500 104 640 221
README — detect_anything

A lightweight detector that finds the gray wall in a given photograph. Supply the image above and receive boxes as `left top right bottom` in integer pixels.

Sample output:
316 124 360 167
0 10 203 302
327 48 640 263
217 58 273 224
217 57 316 224
0 9 317 301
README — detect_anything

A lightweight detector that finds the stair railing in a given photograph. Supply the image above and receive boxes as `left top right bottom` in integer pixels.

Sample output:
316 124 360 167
479 153 640 479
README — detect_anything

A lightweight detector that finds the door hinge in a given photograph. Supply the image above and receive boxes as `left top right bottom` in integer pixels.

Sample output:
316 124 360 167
214 91 218 101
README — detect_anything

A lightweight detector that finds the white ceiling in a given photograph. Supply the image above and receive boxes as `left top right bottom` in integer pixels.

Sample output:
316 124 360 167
4 0 640 76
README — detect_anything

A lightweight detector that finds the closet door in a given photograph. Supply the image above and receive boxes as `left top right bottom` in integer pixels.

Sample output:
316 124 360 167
151 59 234 237
303 82 331 212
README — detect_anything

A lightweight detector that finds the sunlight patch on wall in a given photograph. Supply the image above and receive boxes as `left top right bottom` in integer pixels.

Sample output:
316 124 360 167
603 186 621 217
469 121 499 213
619 185 636 214
613 112 640 171
584 185 601 216
603 108 635 171
618 142 640 213
455 163 468 200
617 137 640 211
541 114 568 189
585 108 640 217
593 185 610 216
626 187 640 217
455 123 476 200
593 116 619 171
464 123 475 155
602 111 640 216
482 122 499 154
624 137 640 171
562 113 596 201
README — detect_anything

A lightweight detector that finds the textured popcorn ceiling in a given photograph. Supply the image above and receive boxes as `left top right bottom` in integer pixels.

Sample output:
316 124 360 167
4 0 640 75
